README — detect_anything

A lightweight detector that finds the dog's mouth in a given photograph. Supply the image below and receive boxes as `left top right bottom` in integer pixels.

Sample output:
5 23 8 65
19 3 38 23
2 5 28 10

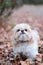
16 38 32 43
18 40 29 43
15 33 32 43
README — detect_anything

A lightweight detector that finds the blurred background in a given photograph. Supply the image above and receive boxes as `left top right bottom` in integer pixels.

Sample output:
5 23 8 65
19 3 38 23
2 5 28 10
0 0 43 39
0 0 43 65
0 0 43 16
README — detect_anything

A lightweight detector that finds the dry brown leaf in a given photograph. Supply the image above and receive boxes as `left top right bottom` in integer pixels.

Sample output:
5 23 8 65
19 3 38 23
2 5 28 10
38 63 43 65
20 61 28 65
13 61 18 65
36 53 42 62
0 39 3 43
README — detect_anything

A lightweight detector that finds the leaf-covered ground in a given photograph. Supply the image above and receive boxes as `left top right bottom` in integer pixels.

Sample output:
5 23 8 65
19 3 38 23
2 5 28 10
0 5 43 65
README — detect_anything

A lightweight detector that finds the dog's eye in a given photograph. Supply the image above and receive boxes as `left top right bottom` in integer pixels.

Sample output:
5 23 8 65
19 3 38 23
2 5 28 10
25 29 27 31
17 29 20 32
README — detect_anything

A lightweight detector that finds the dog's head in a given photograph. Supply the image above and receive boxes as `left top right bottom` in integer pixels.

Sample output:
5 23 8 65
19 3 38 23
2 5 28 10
12 23 40 45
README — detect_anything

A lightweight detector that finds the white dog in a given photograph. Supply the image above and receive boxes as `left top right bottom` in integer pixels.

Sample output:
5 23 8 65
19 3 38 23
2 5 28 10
12 23 40 61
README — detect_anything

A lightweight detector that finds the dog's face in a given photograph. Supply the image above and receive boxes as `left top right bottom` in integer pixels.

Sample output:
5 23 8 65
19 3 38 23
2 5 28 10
12 23 39 45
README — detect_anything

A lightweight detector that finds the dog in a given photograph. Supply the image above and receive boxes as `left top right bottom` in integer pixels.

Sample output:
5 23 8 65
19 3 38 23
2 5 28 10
12 23 40 61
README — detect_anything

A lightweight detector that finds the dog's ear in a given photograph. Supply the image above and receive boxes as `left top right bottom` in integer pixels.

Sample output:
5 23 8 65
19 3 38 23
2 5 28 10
11 27 16 46
31 30 40 42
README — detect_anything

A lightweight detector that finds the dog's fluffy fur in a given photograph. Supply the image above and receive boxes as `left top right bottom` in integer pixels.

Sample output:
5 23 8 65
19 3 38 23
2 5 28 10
12 23 40 61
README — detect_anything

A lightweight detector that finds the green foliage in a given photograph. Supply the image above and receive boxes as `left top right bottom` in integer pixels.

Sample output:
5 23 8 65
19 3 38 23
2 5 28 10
23 0 43 4
32 0 43 4
0 0 16 8
0 0 43 9
0 0 43 8
0 0 16 15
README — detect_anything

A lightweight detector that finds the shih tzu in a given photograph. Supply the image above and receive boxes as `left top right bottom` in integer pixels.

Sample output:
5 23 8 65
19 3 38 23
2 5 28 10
12 23 40 61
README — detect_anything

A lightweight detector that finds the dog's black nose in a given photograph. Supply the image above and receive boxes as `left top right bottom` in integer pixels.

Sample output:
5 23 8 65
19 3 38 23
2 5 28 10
21 30 24 34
